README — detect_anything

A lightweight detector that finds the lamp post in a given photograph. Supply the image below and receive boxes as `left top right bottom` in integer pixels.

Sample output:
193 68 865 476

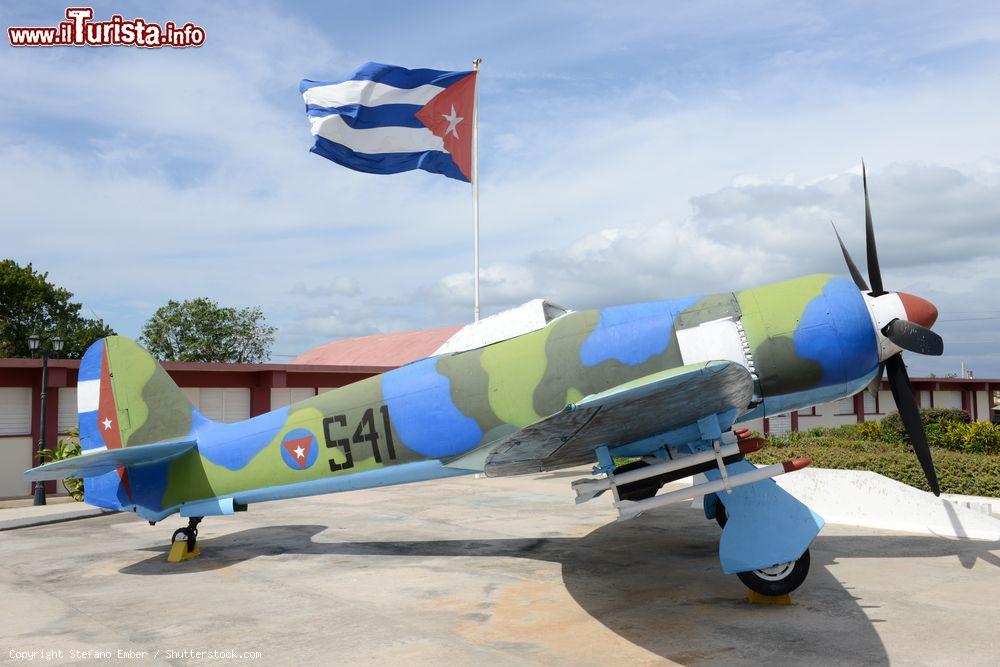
29 333 64 506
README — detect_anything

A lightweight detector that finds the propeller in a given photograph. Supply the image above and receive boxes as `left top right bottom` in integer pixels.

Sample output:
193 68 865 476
832 222 868 291
885 355 940 495
882 319 944 356
833 163 944 496
862 163 886 297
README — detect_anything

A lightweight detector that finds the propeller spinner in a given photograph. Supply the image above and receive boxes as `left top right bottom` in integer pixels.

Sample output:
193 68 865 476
832 163 944 496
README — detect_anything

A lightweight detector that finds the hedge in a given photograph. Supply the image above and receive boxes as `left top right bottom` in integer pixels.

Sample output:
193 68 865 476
749 431 1000 496
779 411 1000 455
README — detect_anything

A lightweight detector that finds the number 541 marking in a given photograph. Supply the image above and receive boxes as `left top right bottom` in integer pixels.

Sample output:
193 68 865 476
323 405 396 472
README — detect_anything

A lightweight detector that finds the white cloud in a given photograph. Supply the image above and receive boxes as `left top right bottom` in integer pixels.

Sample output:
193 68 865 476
291 278 361 298
435 263 538 309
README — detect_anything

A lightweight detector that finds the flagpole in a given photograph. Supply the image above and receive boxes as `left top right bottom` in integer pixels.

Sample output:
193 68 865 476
472 57 482 322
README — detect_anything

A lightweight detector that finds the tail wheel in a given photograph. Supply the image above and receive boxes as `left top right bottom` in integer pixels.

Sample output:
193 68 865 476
737 548 811 596
171 517 202 552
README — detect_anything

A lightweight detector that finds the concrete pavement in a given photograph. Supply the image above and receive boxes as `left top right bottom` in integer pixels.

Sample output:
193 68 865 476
1 469 998 666
0 503 114 531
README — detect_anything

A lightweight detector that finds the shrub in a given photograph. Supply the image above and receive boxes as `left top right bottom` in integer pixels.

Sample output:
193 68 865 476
961 422 1000 454
856 420 885 442
37 427 83 501
881 407 970 443
925 420 1000 455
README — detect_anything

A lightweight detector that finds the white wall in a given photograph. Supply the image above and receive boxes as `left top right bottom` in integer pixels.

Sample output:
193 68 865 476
976 392 991 422
769 413 792 435
0 436 32 498
877 390 896 417
797 398 859 430
934 390 962 410
767 386 996 434
802 413 858 428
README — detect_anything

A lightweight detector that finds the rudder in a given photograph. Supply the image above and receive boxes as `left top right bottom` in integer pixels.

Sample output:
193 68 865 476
77 337 196 508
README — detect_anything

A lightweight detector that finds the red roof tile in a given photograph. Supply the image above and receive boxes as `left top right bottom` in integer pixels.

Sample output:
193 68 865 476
291 325 463 368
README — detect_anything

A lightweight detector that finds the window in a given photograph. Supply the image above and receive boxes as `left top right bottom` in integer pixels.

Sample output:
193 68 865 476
58 388 78 433
270 388 316 410
198 388 251 423
834 396 856 415
0 388 31 436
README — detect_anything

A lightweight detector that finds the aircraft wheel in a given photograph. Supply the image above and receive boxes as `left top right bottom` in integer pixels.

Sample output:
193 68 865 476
614 461 662 501
171 517 202 551
713 496 728 528
737 549 810 596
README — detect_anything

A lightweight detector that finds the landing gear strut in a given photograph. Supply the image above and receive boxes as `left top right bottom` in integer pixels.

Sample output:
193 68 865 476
167 516 203 562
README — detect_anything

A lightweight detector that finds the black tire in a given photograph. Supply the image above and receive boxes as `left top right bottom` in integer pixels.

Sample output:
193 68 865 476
614 460 662 502
713 496 728 528
737 548 811 596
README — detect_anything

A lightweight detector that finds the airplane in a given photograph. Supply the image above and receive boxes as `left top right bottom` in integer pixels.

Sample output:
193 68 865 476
25 166 944 597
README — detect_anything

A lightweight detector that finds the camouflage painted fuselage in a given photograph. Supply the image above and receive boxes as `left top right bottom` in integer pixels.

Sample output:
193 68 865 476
88 274 879 521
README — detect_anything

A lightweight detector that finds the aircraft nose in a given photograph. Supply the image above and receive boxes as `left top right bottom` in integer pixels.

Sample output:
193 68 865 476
897 293 938 328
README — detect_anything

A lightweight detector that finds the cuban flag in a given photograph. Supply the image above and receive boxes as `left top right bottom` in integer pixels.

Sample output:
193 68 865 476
301 62 477 182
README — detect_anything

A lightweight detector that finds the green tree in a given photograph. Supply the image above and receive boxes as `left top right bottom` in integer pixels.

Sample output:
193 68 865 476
139 298 276 363
0 259 115 358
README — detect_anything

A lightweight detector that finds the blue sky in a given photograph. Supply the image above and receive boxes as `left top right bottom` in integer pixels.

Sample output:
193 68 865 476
2 1 1000 375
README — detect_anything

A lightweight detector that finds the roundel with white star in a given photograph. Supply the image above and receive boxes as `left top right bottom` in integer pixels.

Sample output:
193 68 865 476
279 429 319 470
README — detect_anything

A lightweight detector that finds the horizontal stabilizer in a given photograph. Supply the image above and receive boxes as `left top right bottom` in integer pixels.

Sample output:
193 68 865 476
23 439 196 481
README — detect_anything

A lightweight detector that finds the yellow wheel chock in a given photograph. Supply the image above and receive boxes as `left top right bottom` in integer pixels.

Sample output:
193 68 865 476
747 591 792 605
166 517 202 563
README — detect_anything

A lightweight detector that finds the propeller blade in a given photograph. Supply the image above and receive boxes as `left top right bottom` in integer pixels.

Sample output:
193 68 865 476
866 363 884 398
883 319 944 356
862 162 886 296
885 354 940 496
832 222 869 291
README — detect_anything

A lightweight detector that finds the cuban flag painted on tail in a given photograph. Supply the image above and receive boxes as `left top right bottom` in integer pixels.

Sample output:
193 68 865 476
301 62 477 182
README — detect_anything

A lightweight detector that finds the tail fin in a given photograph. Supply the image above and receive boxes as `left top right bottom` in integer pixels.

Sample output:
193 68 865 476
76 336 197 509
78 336 195 450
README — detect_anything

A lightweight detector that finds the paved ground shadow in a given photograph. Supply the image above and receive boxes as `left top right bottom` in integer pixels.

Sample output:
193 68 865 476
118 515 997 664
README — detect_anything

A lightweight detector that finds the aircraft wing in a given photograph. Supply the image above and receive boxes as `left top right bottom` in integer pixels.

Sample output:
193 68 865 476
481 360 755 477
